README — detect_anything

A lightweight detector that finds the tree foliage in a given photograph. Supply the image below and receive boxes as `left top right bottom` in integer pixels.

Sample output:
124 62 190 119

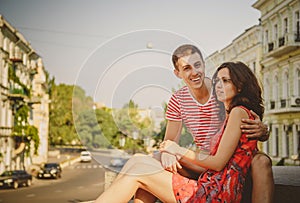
49 84 91 145
50 84 160 152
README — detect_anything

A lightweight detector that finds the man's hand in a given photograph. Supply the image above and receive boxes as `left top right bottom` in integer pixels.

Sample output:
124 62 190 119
241 110 269 141
160 152 182 174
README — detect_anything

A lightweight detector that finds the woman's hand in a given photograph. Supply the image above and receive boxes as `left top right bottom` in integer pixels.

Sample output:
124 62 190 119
161 152 182 174
160 140 181 155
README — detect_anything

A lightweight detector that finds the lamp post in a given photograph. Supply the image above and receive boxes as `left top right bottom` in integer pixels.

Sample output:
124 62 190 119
119 135 126 148
143 136 150 153
132 131 138 154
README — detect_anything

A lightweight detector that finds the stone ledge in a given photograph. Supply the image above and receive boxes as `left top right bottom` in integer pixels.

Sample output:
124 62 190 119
103 166 300 203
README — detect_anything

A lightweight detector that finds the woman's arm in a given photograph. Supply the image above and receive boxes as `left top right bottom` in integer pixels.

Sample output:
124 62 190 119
160 107 249 171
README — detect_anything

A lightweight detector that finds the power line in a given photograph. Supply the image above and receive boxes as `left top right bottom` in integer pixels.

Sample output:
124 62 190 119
27 38 94 50
17 26 110 39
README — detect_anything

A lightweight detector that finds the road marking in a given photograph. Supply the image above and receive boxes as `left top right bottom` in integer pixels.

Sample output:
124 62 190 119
74 164 103 169
26 193 36 198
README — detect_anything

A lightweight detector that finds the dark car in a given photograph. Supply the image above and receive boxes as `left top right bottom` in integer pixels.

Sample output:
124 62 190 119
37 163 62 179
0 170 32 189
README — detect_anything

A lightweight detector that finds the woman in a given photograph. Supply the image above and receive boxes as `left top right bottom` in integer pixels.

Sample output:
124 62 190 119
95 61 264 203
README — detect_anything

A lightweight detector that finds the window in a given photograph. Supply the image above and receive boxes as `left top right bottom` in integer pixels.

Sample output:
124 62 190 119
283 18 288 34
273 75 279 108
295 11 300 41
265 30 269 43
281 71 289 108
297 68 300 96
265 78 270 109
3 38 8 51
274 24 278 40
253 61 256 74
278 18 289 46
282 71 289 99
265 78 270 101
272 127 279 156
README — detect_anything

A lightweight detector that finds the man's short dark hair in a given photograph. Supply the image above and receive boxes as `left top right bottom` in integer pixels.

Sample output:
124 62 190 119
172 44 204 70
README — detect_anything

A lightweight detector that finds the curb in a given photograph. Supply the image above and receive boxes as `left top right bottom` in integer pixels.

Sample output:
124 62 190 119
60 156 81 168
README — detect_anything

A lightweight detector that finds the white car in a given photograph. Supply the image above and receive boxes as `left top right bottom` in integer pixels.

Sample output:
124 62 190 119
80 151 92 162
110 158 126 167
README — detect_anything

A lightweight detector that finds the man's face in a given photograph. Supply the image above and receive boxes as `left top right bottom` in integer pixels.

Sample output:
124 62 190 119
174 52 205 90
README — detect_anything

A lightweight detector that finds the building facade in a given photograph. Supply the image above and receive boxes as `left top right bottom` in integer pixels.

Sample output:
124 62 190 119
206 25 262 77
253 0 300 162
0 15 49 173
206 0 300 163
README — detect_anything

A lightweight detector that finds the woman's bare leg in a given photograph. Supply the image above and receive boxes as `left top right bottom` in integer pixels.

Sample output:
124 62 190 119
95 160 177 203
111 153 163 185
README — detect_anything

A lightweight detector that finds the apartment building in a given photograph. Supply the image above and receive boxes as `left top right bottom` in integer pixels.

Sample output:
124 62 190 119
206 0 300 163
0 15 49 172
253 0 300 161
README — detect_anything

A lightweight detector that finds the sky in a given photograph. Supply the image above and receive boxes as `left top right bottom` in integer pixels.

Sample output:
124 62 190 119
0 0 261 112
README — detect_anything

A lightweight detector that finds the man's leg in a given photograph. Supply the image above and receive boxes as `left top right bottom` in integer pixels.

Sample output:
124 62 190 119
251 152 274 203
134 189 158 203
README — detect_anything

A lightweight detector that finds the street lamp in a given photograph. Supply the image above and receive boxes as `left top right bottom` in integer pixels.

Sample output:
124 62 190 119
119 135 126 148
143 136 150 152
146 42 153 49
132 131 138 154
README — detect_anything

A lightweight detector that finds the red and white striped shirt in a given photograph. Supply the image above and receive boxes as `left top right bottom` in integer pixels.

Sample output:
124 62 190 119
165 86 223 151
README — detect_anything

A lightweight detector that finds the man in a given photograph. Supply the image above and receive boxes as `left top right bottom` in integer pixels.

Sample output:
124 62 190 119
135 44 273 203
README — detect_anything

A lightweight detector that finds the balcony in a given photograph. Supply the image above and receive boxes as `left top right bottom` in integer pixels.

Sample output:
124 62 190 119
265 98 300 115
265 32 300 57
7 87 29 102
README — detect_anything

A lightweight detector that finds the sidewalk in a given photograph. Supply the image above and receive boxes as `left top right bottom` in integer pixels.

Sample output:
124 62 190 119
272 166 300 203
47 151 81 169
82 166 300 203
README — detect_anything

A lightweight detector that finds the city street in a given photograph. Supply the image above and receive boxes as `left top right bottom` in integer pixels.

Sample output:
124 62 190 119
0 158 106 203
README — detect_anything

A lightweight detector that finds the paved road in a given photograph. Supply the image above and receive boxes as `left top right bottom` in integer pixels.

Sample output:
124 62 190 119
0 160 105 203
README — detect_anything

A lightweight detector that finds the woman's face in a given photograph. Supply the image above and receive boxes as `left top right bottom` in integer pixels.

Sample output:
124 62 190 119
214 67 238 108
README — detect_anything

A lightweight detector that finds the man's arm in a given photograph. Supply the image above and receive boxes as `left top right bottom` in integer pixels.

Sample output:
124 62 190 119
241 110 270 142
162 120 205 175
160 120 183 173
164 120 182 142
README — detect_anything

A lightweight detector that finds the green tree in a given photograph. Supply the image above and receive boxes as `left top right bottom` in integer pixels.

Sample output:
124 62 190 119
49 84 83 145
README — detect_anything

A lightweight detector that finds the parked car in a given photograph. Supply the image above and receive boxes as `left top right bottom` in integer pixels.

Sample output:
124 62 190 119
37 163 62 179
110 157 126 167
0 170 32 189
80 151 92 162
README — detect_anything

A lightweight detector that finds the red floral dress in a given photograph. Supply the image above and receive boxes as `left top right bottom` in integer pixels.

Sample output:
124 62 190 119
172 106 258 203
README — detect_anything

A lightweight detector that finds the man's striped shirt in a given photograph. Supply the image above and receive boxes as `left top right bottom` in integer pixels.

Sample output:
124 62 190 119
165 86 223 151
